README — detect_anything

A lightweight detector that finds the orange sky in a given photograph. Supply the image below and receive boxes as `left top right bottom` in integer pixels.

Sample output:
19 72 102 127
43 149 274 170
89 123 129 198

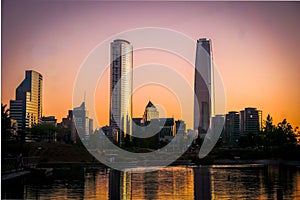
2 1 300 129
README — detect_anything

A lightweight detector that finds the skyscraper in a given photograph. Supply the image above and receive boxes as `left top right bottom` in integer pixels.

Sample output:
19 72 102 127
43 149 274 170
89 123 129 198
110 39 133 143
194 38 214 135
73 101 93 140
224 112 240 146
10 70 43 131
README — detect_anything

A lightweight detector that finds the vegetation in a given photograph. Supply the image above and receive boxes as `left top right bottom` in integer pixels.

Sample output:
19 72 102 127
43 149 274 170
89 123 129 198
264 115 298 147
30 123 59 142
1 103 13 140
2 102 300 163
239 114 299 148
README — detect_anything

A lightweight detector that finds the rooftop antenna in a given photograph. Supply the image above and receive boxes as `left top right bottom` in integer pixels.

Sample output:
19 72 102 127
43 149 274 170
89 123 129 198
84 91 86 102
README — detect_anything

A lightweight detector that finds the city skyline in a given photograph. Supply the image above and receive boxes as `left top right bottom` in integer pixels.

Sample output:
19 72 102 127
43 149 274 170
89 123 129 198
2 1 300 129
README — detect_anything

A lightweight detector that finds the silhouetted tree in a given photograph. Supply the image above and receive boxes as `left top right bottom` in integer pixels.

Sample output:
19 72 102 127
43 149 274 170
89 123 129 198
56 127 72 144
275 119 297 146
263 114 275 148
30 123 58 142
238 132 263 148
264 115 275 132
239 135 249 148
1 103 12 140
263 115 297 147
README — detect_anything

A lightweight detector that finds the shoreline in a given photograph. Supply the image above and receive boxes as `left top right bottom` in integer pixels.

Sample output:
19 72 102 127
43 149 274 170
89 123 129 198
36 159 300 169
210 159 300 166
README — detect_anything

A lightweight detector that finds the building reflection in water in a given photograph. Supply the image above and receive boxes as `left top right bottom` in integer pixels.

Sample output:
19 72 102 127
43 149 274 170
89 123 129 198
107 165 300 200
109 169 121 200
108 166 194 200
84 168 109 199
142 171 158 199
209 165 300 199
193 167 212 200
23 167 86 199
3 165 299 199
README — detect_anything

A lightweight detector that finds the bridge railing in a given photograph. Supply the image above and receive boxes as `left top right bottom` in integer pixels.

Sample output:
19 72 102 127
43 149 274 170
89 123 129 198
1 156 40 174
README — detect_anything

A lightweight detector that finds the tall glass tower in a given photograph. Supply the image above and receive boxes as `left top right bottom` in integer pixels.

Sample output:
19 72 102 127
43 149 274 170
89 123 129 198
110 39 133 143
10 70 43 131
194 38 214 135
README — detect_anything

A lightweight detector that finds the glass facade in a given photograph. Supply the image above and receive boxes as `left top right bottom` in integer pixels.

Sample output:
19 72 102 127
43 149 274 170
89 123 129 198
240 107 262 135
224 112 240 146
110 39 133 141
10 70 43 130
194 38 214 134
73 102 93 140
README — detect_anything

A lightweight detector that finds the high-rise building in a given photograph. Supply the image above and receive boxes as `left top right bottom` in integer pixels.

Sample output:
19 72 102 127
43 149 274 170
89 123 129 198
59 110 78 143
10 70 43 131
143 101 159 122
73 102 93 140
194 38 214 135
110 39 133 143
159 118 174 141
240 107 262 136
175 120 186 135
212 114 225 138
224 112 240 146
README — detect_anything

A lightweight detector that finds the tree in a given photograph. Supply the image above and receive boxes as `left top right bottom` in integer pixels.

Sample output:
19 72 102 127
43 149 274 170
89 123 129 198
263 115 297 147
56 127 72 144
30 123 58 142
263 114 275 148
264 115 275 133
1 103 12 140
275 119 297 146
238 132 263 148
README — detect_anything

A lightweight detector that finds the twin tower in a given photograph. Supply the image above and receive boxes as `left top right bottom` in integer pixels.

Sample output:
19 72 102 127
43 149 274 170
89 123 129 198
109 38 214 140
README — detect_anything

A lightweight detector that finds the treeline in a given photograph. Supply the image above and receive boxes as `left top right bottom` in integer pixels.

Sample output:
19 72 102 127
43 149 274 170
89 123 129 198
1 103 73 144
239 114 299 148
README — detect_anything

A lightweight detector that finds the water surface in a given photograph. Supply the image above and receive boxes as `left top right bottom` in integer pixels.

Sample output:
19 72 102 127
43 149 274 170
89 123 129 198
2 165 300 199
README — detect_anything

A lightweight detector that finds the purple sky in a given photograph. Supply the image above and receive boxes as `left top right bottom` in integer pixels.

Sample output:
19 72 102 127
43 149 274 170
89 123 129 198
2 1 300 128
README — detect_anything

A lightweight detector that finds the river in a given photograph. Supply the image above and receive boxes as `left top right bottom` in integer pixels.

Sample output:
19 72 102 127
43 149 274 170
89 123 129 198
2 165 300 199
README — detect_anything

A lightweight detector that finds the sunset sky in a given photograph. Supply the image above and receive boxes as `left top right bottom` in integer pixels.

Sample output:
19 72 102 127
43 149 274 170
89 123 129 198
2 1 300 129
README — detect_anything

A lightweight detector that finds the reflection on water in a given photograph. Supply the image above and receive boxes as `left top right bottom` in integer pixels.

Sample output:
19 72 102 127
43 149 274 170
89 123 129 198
210 165 300 199
2 165 300 199
108 167 194 200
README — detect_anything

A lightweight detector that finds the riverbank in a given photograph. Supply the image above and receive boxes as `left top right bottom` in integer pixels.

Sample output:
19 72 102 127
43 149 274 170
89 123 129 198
3 142 300 168
207 159 300 166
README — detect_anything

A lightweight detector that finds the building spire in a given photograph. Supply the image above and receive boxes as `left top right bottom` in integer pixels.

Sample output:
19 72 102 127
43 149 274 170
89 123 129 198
84 91 86 102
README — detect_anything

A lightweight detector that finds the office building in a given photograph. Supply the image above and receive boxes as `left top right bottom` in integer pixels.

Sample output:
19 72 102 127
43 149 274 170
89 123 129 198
224 112 240 146
240 107 262 135
211 114 225 139
175 120 186 135
159 118 175 141
132 101 175 142
194 38 214 135
73 101 93 140
110 39 133 144
143 101 159 122
59 110 78 143
10 70 43 131
41 116 57 126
